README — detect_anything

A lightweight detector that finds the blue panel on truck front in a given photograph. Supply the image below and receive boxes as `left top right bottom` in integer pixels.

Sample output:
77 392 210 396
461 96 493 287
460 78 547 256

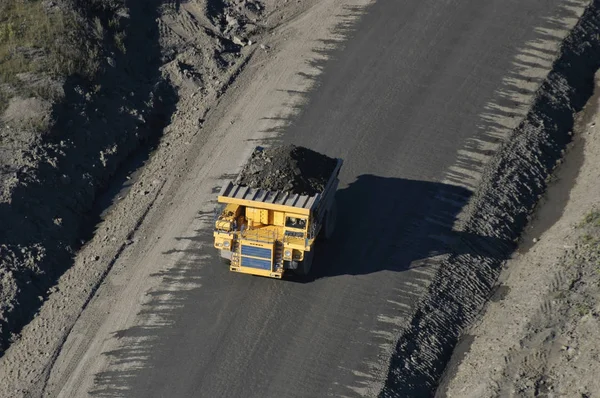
241 257 272 270
241 245 272 259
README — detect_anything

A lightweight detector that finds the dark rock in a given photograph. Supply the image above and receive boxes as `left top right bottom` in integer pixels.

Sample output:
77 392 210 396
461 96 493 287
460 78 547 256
235 145 337 196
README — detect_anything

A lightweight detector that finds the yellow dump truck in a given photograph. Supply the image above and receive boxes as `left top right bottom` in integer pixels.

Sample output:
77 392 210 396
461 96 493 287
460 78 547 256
213 146 343 278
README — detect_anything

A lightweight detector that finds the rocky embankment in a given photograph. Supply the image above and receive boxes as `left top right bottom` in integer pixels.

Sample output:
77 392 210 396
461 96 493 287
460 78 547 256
379 1 600 396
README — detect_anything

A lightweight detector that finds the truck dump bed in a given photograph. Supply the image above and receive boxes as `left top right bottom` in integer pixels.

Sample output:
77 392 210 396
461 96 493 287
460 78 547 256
218 145 342 216
218 183 320 215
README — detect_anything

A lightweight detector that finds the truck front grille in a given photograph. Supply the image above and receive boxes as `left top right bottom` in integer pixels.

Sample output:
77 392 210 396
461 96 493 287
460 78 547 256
241 245 272 259
240 257 271 270
240 245 273 270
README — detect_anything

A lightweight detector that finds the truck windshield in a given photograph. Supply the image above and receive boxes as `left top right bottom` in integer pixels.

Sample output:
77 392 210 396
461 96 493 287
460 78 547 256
285 217 306 229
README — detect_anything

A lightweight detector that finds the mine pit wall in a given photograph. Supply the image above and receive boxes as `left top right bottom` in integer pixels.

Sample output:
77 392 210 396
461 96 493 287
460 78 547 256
378 1 600 397
0 3 175 355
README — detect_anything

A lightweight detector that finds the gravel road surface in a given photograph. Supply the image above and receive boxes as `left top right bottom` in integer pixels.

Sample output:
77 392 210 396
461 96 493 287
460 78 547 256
39 0 590 397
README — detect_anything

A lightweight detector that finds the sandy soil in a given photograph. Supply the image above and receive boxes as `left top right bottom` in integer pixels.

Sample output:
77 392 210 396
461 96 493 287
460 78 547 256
439 73 600 398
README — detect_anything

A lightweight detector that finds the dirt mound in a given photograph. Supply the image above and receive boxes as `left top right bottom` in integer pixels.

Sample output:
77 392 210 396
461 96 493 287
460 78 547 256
235 145 337 196
0 0 273 357
378 1 600 396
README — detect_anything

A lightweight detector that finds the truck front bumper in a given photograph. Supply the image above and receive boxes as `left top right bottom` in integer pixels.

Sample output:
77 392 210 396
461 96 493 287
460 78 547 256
229 265 284 279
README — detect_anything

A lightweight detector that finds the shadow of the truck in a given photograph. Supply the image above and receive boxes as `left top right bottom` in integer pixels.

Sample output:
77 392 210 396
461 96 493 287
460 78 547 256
163 173 510 282
286 174 511 282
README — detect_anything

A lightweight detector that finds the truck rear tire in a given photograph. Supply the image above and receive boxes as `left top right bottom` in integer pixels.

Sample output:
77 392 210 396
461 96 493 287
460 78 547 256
322 200 337 240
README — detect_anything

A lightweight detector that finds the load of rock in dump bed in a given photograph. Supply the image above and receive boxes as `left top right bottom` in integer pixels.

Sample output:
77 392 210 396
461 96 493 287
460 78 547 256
235 145 337 196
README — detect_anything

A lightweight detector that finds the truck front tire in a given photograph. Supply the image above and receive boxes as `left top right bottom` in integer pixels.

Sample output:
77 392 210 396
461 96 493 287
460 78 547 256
220 250 232 265
294 249 314 276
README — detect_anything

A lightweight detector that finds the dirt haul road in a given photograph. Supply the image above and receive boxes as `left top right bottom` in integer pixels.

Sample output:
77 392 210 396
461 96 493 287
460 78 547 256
2 0 593 397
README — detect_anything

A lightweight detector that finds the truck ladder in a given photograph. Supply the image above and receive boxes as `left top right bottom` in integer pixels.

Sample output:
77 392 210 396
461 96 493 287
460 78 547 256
273 241 284 271
230 239 241 267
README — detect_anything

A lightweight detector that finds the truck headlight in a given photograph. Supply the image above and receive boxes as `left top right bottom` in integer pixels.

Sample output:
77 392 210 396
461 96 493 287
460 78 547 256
284 249 292 258
223 241 230 248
